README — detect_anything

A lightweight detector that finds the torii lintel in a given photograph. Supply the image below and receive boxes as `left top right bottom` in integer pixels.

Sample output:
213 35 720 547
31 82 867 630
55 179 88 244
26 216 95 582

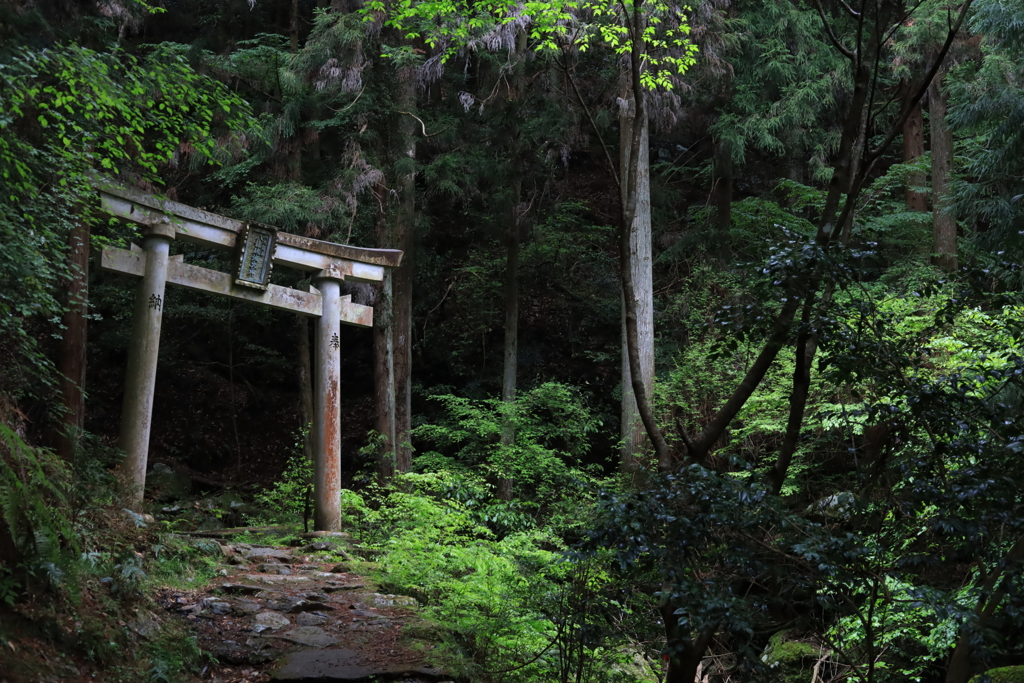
95 181 402 532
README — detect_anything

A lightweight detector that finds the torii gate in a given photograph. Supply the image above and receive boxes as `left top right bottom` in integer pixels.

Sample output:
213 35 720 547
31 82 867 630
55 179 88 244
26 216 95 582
95 183 402 531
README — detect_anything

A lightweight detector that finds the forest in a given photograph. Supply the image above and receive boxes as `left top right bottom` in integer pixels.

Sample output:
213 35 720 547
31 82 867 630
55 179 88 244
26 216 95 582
2 0 1024 680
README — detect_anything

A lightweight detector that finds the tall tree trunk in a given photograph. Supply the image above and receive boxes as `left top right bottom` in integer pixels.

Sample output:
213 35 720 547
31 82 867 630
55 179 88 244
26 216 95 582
57 218 90 461
713 138 733 262
289 0 299 52
777 89 873 487
373 269 397 481
929 75 958 272
619 99 654 472
768 294 817 494
903 83 928 212
497 175 521 500
615 7 673 470
392 67 417 474
945 533 1024 683
498 31 528 500
296 313 315 530
296 314 314 463
660 597 715 683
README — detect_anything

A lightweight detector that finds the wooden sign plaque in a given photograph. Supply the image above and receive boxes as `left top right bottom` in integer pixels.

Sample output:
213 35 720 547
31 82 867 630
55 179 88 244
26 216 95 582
234 223 277 290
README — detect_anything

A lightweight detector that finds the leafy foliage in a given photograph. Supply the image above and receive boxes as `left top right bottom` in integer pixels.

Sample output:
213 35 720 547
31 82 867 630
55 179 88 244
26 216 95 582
414 382 601 516
345 472 657 682
248 430 313 527
371 0 698 90
0 44 252 396
0 424 79 582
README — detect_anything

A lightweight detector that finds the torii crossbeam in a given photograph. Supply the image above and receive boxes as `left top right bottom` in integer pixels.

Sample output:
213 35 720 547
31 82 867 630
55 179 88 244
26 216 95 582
96 183 402 531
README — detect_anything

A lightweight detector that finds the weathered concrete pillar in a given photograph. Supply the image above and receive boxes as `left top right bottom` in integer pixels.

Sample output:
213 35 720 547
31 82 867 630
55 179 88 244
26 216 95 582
117 221 175 510
312 268 343 531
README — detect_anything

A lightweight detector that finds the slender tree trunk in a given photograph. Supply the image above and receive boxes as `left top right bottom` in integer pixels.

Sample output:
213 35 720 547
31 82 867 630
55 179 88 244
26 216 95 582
945 533 1024 683
392 67 417 474
57 218 90 461
497 202 519 499
616 8 673 470
497 31 528 501
296 313 315 531
660 597 715 683
290 0 299 52
903 83 928 212
774 99 871 488
763 2 972 494
373 270 397 481
929 75 958 272
768 295 817 494
713 138 733 262
498 175 521 500
619 97 654 472
296 314 314 463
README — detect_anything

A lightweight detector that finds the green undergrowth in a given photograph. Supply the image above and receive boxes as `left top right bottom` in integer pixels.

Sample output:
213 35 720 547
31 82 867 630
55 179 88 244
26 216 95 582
0 426 223 682
333 466 659 683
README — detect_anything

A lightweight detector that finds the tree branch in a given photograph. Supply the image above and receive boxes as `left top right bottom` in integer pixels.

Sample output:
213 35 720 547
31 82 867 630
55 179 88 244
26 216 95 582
559 55 620 190
866 0 974 162
691 291 803 461
397 111 449 137
837 0 861 18
811 0 856 60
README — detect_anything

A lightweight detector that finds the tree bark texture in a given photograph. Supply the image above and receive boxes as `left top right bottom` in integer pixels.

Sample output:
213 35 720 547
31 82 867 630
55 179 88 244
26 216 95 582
373 270 397 481
713 138 733 261
617 8 674 472
619 99 654 473
929 74 958 272
296 313 315 464
497 30 528 501
498 175 521 500
391 67 417 474
372 172 396 482
57 218 89 461
902 85 928 212
660 597 715 683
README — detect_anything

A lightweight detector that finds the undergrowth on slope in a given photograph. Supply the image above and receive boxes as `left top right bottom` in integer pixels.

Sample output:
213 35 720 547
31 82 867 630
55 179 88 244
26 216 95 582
0 424 220 682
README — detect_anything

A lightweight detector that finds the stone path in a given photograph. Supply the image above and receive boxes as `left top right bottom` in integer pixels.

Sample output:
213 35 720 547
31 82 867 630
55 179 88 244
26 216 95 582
158 538 448 683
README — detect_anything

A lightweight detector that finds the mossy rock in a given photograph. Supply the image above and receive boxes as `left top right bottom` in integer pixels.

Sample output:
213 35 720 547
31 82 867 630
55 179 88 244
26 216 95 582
146 463 192 502
329 560 378 575
971 666 1024 683
761 631 820 683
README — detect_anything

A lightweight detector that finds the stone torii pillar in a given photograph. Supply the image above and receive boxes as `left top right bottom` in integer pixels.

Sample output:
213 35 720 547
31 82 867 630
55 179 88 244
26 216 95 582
119 220 175 509
312 267 343 531
96 182 401 529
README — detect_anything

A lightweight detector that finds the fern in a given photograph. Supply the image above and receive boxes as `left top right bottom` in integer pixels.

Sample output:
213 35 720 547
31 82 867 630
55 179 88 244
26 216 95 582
0 423 79 591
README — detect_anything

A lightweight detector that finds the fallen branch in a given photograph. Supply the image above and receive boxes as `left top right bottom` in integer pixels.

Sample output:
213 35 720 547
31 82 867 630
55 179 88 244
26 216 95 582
180 525 294 538
397 111 449 137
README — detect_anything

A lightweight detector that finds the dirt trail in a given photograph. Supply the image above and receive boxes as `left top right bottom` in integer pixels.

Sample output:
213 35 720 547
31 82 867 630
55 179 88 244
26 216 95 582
160 539 446 683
